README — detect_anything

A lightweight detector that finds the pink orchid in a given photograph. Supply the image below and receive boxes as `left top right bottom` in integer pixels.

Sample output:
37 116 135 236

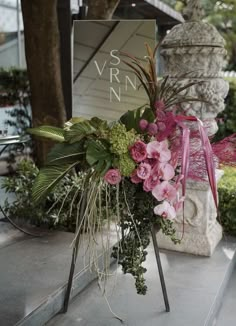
136 162 151 180
159 163 175 181
154 201 176 219
147 140 171 162
130 169 143 184
152 181 177 202
104 169 121 185
143 163 161 191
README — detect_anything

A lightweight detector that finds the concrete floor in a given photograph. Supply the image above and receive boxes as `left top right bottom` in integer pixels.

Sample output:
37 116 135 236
0 226 118 326
47 239 236 326
215 267 236 326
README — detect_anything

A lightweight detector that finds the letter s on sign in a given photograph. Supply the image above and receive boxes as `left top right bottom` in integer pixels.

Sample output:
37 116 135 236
110 50 120 65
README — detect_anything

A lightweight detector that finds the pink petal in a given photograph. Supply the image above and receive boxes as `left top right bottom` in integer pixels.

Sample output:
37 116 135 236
160 163 175 180
154 201 176 219
152 181 177 202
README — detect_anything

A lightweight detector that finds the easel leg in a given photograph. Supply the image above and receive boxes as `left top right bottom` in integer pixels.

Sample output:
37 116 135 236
62 190 87 313
151 225 170 312
62 238 80 313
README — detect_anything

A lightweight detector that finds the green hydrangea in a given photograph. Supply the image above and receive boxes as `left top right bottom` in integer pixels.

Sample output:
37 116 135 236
118 153 136 177
110 123 136 155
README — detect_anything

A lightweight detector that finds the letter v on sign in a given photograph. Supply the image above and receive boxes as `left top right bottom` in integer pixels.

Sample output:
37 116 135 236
94 60 107 76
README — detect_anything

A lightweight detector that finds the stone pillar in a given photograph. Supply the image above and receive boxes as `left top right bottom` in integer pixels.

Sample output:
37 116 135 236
157 0 229 256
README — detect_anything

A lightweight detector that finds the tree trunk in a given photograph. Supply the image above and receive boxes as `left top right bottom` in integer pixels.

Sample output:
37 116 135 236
87 0 120 19
21 0 67 165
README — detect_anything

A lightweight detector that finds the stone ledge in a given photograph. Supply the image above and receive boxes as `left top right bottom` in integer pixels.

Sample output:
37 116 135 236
157 221 222 256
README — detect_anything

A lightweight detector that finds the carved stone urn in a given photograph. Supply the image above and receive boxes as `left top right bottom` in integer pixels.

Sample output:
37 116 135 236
157 0 229 256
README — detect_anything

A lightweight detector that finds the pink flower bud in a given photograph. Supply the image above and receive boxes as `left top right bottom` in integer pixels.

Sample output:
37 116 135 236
147 123 158 136
139 119 149 131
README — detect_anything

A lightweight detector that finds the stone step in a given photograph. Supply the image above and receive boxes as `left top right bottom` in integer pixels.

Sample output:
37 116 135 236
0 227 117 326
46 237 236 326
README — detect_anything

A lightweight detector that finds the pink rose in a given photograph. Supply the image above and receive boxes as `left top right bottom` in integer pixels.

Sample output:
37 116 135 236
104 169 121 185
130 141 147 163
152 180 177 202
130 169 143 184
136 162 151 180
154 201 176 220
137 163 152 180
143 175 160 192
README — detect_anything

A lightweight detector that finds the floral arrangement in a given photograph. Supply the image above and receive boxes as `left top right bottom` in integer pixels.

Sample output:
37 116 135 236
28 44 223 296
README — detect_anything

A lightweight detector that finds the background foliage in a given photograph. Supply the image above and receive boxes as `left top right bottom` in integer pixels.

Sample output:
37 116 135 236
2 159 82 231
218 166 236 236
0 68 31 135
214 79 236 141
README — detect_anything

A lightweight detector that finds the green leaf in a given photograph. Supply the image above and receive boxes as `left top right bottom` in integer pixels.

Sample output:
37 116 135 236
27 126 64 142
120 106 155 131
89 117 108 130
32 142 87 203
86 140 112 175
32 162 78 203
64 120 96 143
46 142 85 164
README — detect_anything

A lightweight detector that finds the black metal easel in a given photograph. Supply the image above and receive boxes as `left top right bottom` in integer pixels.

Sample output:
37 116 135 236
151 224 170 312
63 221 170 314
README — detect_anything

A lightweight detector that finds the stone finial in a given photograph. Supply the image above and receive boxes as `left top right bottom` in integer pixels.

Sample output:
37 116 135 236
183 0 205 21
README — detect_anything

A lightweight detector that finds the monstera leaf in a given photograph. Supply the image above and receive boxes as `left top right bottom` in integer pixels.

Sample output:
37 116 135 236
86 140 112 175
120 106 155 131
27 126 64 142
32 142 85 203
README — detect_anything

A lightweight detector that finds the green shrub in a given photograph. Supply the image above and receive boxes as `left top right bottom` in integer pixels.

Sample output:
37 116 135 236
214 80 236 142
218 166 236 236
1 159 84 231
